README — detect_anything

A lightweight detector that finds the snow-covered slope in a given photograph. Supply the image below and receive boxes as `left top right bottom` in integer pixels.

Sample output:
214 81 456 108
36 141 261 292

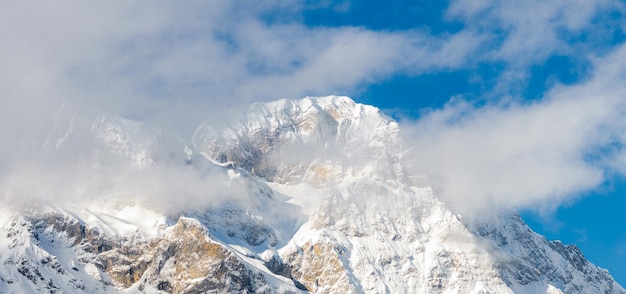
0 96 623 293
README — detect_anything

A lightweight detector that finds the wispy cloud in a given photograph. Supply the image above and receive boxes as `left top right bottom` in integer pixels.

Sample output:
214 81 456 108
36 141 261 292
405 44 626 214
0 1 482 136
447 0 624 96
448 0 620 63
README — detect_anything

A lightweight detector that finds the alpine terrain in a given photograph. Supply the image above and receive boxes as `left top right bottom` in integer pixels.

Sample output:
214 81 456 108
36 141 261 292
0 96 623 293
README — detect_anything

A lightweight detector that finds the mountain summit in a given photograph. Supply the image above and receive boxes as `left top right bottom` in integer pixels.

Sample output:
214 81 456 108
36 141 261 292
0 96 623 293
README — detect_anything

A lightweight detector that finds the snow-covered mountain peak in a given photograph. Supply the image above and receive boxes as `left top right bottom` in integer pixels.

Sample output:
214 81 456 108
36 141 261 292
192 95 405 186
1 97 624 293
191 97 625 293
221 95 396 147
16 100 186 169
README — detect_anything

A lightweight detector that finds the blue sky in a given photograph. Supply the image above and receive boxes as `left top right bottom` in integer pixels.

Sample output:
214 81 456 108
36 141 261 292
1 0 626 286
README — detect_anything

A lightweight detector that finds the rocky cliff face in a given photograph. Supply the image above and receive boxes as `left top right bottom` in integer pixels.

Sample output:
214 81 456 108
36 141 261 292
0 96 623 293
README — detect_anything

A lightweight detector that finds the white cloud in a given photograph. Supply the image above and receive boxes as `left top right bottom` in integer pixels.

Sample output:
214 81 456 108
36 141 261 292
447 0 618 63
446 0 623 97
0 1 482 137
0 154 248 215
405 44 626 215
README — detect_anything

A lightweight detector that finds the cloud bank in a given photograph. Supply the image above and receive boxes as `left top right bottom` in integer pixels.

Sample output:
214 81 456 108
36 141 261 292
406 44 626 214
0 0 482 136
0 0 625 216
0 0 484 212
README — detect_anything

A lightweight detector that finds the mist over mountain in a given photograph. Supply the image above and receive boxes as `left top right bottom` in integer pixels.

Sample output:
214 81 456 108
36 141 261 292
0 96 622 293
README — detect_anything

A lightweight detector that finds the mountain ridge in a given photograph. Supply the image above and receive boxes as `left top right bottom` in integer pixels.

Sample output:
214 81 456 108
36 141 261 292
0 96 622 293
